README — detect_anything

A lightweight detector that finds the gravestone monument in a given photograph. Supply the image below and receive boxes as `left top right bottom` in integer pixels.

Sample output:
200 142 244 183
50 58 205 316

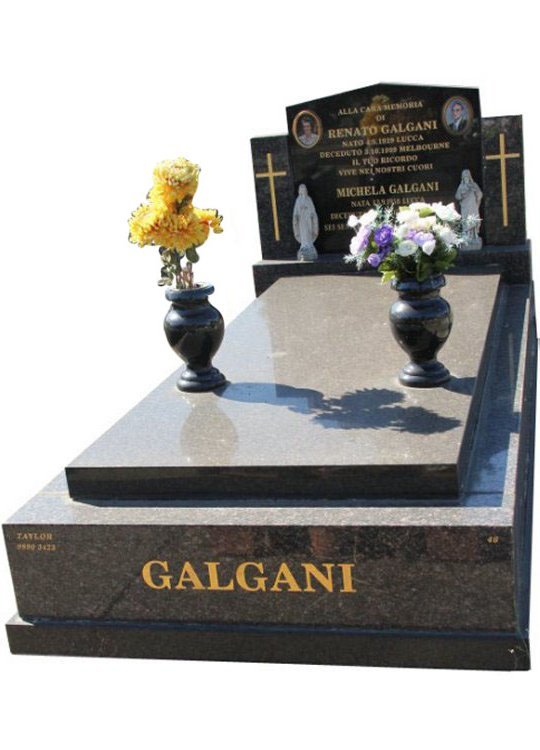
251 83 529 294
286 83 483 253
3 83 535 670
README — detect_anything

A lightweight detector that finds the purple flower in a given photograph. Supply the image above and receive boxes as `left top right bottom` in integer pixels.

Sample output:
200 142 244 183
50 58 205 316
414 231 435 247
379 245 391 260
367 253 381 268
374 224 394 247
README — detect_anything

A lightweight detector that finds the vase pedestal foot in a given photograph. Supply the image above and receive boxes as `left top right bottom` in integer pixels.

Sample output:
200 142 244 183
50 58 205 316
177 366 226 393
399 360 450 388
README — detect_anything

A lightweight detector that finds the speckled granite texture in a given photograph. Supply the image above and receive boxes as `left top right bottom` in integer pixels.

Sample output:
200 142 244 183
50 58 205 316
3 277 535 669
252 244 531 298
4 251 536 669
482 116 526 246
251 135 296 260
65 274 500 501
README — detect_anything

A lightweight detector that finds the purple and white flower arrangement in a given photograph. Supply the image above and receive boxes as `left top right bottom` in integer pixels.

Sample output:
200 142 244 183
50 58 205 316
345 202 462 283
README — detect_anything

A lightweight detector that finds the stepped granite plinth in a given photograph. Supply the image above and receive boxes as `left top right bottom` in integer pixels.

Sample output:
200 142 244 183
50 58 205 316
65 274 500 502
4 273 536 669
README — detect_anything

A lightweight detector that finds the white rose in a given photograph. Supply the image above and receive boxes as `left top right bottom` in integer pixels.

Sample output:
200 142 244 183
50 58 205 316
396 240 417 257
349 233 365 255
347 214 361 228
414 216 437 231
395 223 409 240
359 208 378 226
432 202 460 222
397 209 420 224
435 225 458 246
422 239 436 256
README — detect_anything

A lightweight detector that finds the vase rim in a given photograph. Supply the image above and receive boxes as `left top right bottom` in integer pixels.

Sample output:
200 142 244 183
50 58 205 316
391 273 445 292
165 283 214 301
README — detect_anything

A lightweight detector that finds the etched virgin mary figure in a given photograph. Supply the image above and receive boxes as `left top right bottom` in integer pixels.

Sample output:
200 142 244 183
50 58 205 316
293 184 319 261
455 169 483 249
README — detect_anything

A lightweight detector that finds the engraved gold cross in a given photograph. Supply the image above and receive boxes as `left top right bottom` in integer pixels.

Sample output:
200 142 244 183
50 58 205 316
255 153 287 241
485 133 521 227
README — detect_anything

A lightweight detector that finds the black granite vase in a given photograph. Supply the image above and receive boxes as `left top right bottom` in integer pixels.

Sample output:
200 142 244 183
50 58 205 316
164 284 226 392
389 274 452 388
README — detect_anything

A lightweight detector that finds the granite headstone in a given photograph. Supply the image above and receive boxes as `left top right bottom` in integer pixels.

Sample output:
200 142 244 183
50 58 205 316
251 135 297 259
2 87 535 669
482 115 526 245
286 83 483 252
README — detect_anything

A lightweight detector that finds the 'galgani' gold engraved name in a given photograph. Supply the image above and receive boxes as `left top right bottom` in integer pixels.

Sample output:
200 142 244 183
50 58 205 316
141 560 357 593
328 120 438 139
337 181 439 199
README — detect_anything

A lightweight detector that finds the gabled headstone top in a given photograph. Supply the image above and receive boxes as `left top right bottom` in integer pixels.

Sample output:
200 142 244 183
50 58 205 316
286 83 482 252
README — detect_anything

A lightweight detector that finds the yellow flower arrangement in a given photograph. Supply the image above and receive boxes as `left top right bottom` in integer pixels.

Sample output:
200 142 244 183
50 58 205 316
128 156 222 289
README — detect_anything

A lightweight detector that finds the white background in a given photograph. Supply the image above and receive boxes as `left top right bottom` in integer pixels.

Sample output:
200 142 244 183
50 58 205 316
1 1 538 747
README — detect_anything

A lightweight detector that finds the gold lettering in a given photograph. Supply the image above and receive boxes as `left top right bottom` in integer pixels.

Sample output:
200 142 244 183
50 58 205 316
270 563 302 592
302 563 335 592
140 559 359 594
205 562 235 591
338 564 357 593
141 560 172 590
236 562 268 592
17 532 53 541
337 185 386 199
175 561 205 590
388 181 439 195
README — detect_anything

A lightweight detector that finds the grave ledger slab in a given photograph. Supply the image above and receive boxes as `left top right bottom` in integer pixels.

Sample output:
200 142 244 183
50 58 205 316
4 272 536 670
65 275 500 502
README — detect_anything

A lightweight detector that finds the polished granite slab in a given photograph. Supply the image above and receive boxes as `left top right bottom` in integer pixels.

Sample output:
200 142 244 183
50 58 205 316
3 282 534 668
65 274 501 501
5 616 530 670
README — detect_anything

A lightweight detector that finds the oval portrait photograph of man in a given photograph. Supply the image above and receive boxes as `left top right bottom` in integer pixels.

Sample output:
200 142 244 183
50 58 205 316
442 96 473 135
292 110 323 149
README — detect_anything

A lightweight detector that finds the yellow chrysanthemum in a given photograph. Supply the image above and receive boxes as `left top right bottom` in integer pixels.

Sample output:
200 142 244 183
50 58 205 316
153 157 199 201
154 211 207 252
193 207 223 234
148 181 189 211
128 203 166 247
128 156 222 284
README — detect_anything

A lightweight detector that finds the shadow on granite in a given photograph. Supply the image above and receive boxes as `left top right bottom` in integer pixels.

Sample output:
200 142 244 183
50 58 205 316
218 383 461 434
442 376 476 395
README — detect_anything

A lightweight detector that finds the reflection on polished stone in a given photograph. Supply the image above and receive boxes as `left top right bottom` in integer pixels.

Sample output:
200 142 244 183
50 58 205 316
179 393 238 465
66 274 500 500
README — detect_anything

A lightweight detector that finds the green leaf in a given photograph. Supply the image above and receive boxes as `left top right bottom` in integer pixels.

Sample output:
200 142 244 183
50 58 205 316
186 247 200 264
381 270 395 284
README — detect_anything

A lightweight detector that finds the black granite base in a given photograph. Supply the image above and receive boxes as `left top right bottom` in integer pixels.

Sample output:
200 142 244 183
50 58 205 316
6 616 530 671
252 243 531 297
